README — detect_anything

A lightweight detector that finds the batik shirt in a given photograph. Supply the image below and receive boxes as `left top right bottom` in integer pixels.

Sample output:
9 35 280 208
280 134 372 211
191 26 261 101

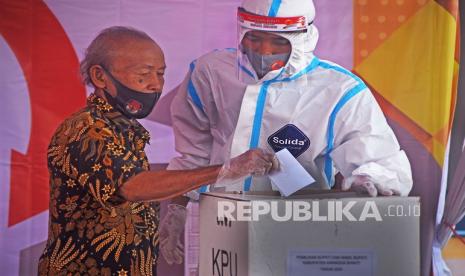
39 94 159 276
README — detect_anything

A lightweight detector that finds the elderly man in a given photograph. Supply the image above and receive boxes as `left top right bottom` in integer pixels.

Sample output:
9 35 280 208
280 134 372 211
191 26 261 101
38 26 277 275
165 0 413 268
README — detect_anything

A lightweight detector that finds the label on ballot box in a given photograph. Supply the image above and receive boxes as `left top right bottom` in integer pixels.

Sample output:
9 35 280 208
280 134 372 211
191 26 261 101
287 249 374 276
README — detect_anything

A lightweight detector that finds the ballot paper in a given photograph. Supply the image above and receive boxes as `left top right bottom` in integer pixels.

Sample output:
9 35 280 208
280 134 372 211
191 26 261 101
270 148 315 196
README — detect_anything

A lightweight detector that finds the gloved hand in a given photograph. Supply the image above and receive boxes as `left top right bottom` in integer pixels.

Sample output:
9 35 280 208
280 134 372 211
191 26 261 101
160 204 187 265
341 174 399 197
217 148 279 183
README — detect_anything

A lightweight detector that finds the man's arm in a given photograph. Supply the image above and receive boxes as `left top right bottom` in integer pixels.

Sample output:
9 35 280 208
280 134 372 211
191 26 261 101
120 148 278 202
119 165 221 202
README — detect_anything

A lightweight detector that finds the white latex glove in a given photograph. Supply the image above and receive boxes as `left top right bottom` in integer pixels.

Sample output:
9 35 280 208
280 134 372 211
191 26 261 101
160 204 187 265
341 175 399 197
216 148 279 184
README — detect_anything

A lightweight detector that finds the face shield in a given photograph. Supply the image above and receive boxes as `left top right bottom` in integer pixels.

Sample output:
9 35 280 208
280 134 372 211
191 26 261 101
237 8 310 83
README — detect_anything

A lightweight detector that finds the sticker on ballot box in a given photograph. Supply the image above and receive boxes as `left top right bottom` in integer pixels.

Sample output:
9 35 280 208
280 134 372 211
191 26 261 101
287 249 375 276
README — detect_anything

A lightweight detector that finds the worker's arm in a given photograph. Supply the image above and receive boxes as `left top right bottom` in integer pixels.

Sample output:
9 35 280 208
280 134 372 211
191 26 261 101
168 64 213 172
330 86 412 196
168 62 216 201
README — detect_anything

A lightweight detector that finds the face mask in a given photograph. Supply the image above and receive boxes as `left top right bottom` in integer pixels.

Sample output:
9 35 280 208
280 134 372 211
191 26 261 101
102 67 161 119
243 47 290 79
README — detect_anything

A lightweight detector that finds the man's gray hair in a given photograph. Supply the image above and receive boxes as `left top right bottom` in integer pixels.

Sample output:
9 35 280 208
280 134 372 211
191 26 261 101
80 26 154 86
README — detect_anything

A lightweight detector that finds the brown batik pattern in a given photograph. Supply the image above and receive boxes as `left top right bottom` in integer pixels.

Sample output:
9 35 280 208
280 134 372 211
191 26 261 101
39 94 159 276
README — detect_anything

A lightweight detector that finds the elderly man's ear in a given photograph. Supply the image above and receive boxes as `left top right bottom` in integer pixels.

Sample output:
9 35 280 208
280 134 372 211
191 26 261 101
89 65 106 89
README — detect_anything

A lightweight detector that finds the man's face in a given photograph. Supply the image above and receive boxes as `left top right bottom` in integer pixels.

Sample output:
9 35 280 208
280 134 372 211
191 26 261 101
241 30 291 55
105 39 166 96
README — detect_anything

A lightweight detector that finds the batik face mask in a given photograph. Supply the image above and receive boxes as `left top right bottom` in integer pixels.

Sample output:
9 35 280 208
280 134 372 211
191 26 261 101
103 67 161 119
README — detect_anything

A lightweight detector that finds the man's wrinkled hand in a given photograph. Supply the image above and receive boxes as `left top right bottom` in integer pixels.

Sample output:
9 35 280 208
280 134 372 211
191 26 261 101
220 148 279 181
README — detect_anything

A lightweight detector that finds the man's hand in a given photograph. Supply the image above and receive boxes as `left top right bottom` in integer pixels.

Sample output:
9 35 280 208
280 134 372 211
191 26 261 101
160 204 187 265
219 148 279 181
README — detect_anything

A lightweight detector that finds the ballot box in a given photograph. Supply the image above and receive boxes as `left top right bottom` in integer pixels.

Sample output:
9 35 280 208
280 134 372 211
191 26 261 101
199 191 420 276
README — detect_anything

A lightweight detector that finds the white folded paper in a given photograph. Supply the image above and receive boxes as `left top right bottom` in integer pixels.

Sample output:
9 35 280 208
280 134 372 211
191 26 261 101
270 148 315 196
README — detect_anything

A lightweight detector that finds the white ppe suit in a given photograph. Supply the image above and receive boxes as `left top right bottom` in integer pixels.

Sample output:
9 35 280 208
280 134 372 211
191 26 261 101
168 0 413 198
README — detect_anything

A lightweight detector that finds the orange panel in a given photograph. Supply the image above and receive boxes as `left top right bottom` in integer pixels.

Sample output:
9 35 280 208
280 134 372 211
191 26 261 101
354 0 427 66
